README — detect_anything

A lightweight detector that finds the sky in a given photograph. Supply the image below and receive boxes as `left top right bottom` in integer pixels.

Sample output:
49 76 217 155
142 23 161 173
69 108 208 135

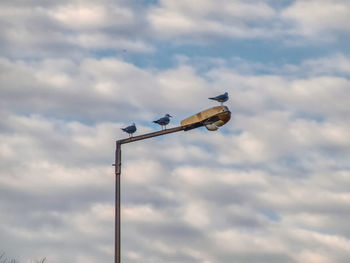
1 0 350 262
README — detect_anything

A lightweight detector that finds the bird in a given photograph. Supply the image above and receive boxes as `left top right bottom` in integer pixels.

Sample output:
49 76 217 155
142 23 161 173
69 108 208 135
153 114 172 130
121 123 136 137
209 92 229 105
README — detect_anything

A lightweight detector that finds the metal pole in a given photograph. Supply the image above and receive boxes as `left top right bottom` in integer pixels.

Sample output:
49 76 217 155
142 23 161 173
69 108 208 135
113 108 231 262
119 126 185 145
115 141 121 263
114 125 186 263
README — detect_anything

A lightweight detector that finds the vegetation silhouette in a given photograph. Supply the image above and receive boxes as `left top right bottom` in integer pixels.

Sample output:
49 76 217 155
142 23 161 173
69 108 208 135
0 252 46 263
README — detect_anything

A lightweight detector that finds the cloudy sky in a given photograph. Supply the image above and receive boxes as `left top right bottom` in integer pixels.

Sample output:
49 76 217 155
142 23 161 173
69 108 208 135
1 0 350 262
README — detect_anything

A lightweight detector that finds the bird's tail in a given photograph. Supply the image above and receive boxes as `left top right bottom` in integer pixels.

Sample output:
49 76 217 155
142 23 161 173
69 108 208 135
152 121 157 123
121 128 126 131
208 97 216 100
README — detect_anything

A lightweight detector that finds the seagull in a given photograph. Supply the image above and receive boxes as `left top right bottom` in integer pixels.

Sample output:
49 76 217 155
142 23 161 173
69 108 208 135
209 92 229 105
153 114 172 130
121 123 136 137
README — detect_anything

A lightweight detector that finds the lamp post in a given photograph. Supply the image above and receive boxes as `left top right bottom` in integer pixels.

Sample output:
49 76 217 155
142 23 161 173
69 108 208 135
114 106 231 263
114 126 185 263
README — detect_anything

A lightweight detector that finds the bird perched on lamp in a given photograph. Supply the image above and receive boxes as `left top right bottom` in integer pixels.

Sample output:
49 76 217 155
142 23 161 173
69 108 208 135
121 123 136 137
153 114 172 130
209 92 229 105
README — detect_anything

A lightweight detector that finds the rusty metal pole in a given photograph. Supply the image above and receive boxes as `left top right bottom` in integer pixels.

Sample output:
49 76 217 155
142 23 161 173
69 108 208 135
113 107 231 262
115 141 121 263
114 126 185 263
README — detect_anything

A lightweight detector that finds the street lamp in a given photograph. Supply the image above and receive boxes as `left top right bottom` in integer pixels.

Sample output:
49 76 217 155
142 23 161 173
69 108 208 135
114 106 231 263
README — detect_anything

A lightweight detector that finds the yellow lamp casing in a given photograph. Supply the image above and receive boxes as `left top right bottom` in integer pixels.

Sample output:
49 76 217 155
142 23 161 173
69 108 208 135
181 106 231 131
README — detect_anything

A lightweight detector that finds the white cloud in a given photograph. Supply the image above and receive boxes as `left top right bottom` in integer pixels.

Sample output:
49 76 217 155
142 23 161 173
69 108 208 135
147 0 350 43
1 10 350 260
148 0 279 40
1 0 349 61
298 54 350 76
123 204 165 223
282 0 350 39
51 4 135 30
0 0 151 58
0 57 218 124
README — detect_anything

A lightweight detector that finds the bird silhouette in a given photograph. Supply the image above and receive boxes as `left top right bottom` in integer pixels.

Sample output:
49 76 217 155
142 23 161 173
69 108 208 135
121 123 136 137
209 92 229 105
153 114 172 130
